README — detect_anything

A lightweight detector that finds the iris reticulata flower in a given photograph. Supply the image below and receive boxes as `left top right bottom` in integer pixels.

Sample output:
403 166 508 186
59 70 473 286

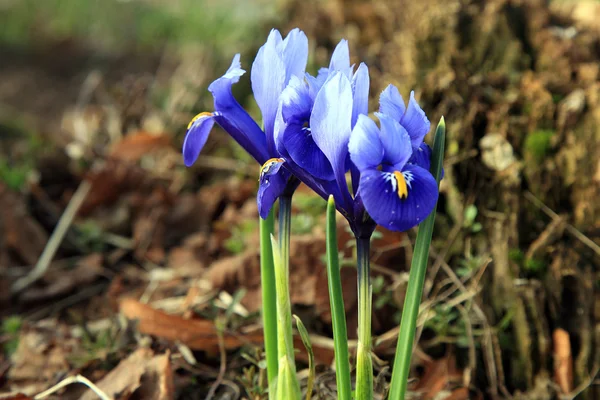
349 108 438 231
182 27 438 234
182 28 309 218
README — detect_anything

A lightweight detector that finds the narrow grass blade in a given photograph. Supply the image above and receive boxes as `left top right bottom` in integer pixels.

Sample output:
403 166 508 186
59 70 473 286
260 211 278 395
293 315 315 400
325 196 352 400
388 117 446 400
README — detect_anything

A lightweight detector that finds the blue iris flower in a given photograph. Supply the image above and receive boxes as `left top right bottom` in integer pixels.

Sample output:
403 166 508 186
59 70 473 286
271 40 372 234
348 87 439 231
183 28 438 233
276 62 438 235
182 28 309 218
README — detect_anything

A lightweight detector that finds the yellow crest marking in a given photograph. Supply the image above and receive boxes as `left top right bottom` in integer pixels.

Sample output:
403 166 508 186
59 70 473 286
259 158 284 180
187 112 213 129
393 171 408 199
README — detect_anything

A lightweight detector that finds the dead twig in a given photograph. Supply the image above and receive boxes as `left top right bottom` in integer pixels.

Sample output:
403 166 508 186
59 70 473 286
563 365 600 400
524 191 600 257
205 317 228 400
12 180 92 293
34 374 112 400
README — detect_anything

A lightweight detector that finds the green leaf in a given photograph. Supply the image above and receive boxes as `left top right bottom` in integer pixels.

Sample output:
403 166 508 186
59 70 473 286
388 116 446 400
259 212 278 394
325 196 352 400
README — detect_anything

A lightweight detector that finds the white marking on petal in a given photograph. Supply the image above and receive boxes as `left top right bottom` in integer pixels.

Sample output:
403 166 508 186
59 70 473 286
384 172 397 193
402 171 414 189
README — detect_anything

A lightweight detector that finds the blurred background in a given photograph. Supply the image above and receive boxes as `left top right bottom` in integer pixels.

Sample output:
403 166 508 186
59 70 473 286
0 0 599 399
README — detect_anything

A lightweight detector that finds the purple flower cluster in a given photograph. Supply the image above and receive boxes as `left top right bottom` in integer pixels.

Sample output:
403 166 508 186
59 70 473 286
183 28 439 236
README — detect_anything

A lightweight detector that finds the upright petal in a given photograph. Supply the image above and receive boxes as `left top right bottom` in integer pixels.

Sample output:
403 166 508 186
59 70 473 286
329 39 350 74
407 142 432 171
257 158 289 219
281 28 309 82
377 113 412 169
401 91 430 148
351 63 370 126
182 113 215 167
208 55 269 163
349 114 383 171
358 165 438 231
251 30 286 152
379 84 406 122
310 72 354 210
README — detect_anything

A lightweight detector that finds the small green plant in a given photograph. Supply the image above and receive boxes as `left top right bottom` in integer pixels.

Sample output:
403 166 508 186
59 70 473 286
372 275 394 310
424 304 459 338
463 204 482 233
2 316 22 356
224 219 257 254
239 351 269 399
0 160 30 191
524 129 554 164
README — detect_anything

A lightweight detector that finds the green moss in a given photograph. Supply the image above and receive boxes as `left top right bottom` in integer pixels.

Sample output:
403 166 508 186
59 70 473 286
524 257 546 276
508 248 524 264
2 316 22 356
0 160 30 191
524 129 554 164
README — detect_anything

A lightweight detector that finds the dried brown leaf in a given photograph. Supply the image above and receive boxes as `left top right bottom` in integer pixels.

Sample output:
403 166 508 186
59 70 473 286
80 347 173 400
108 132 171 163
414 354 463 400
0 183 47 266
8 328 72 395
0 394 33 400
119 298 260 352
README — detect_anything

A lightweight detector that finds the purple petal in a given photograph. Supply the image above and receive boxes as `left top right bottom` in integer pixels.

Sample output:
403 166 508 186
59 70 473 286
349 114 383 171
257 158 289 219
208 55 269 164
401 91 430 148
379 84 406 122
306 71 327 101
406 142 445 180
182 113 215 167
281 28 309 82
280 76 312 124
281 123 334 180
407 142 432 171
351 62 369 127
251 30 286 152
377 113 412 169
358 164 438 231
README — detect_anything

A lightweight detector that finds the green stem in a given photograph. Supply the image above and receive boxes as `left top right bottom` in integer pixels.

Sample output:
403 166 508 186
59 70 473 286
260 210 278 395
355 236 373 400
279 195 292 291
325 196 352 400
276 195 294 362
388 117 446 400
